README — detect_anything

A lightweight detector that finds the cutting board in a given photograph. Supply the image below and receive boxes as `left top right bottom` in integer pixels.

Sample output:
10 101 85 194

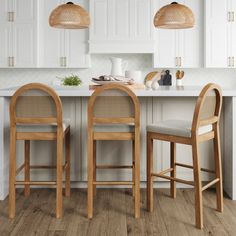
89 83 145 90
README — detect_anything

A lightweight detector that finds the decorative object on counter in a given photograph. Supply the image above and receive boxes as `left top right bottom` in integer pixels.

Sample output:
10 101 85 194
125 71 142 84
159 70 172 86
89 83 145 90
53 74 82 86
110 57 128 76
62 74 82 86
49 2 90 29
153 2 195 29
145 71 160 89
176 70 185 86
92 75 134 85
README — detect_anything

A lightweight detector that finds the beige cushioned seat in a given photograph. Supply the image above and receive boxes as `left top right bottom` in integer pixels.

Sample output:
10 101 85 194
16 119 70 132
94 124 134 132
147 120 212 138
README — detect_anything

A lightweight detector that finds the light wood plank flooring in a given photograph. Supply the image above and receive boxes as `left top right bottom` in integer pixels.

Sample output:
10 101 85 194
0 189 236 236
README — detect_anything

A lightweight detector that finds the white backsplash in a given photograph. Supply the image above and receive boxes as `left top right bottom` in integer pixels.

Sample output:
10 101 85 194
0 54 236 89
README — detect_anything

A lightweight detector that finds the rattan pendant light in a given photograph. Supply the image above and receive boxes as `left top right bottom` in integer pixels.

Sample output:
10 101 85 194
49 2 90 29
154 2 194 29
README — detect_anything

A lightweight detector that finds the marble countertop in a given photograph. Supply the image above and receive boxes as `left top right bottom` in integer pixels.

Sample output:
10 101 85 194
0 85 236 97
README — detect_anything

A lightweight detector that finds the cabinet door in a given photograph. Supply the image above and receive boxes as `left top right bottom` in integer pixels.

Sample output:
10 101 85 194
153 29 177 68
38 0 65 68
0 0 12 67
90 0 109 40
11 0 38 67
0 25 12 67
205 0 229 68
153 0 177 68
12 23 37 67
65 30 91 68
65 0 91 68
133 0 153 40
231 0 236 67
178 0 203 68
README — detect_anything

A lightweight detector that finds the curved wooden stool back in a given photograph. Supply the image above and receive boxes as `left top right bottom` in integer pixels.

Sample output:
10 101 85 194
9 83 70 219
147 83 223 229
87 84 140 218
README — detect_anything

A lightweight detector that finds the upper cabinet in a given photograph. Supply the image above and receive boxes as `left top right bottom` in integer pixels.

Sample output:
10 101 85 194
153 0 203 68
205 0 236 68
38 0 91 68
0 0 38 68
89 0 155 53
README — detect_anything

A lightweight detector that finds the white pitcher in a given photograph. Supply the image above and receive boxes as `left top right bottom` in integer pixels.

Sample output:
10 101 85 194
110 57 127 76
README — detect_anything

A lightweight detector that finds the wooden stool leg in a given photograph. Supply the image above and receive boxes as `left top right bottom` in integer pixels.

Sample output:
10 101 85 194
24 140 30 197
87 132 94 219
93 140 96 197
132 140 135 197
147 132 153 212
170 142 176 198
214 125 223 212
65 129 71 197
9 129 16 219
192 137 203 229
56 134 63 218
134 131 140 218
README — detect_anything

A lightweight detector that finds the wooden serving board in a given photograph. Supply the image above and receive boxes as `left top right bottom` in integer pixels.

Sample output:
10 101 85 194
89 83 145 90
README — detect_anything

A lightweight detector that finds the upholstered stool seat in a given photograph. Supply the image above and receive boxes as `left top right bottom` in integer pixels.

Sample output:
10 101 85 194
16 119 70 132
147 120 212 138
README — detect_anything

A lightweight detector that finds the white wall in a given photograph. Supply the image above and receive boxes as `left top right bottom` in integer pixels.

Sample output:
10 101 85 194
0 54 236 89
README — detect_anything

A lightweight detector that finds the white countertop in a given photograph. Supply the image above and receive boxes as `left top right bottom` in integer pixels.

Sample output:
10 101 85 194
0 85 236 97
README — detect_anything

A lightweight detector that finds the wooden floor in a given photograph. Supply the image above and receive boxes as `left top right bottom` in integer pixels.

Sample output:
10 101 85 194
0 188 236 236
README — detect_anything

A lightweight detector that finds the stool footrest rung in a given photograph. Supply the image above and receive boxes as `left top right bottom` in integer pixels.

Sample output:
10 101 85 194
175 162 215 174
15 181 56 185
96 165 133 169
152 173 195 186
15 164 25 176
202 178 220 191
93 181 134 186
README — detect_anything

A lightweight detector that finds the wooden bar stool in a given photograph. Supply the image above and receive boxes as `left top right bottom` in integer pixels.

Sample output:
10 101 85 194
87 84 140 219
9 83 70 219
146 83 223 229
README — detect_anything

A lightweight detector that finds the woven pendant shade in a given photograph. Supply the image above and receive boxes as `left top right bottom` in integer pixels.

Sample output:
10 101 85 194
154 2 194 29
49 2 90 29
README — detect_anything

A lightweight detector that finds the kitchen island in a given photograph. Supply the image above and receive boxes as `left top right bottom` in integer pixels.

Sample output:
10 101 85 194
0 85 235 200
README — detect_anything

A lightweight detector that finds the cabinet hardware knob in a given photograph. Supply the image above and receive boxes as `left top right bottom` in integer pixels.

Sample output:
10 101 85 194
232 57 235 67
12 57 15 67
179 57 182 67
175 57 178 67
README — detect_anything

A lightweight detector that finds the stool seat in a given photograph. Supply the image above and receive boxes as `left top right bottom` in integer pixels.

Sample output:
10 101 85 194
16 119 70 132
147 120 212 138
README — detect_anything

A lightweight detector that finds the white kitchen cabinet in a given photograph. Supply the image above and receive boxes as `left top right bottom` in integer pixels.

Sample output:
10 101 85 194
153 0 203 68
89 0 155 53
38 0 91 68
205 0 230 68
0 0 38 68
